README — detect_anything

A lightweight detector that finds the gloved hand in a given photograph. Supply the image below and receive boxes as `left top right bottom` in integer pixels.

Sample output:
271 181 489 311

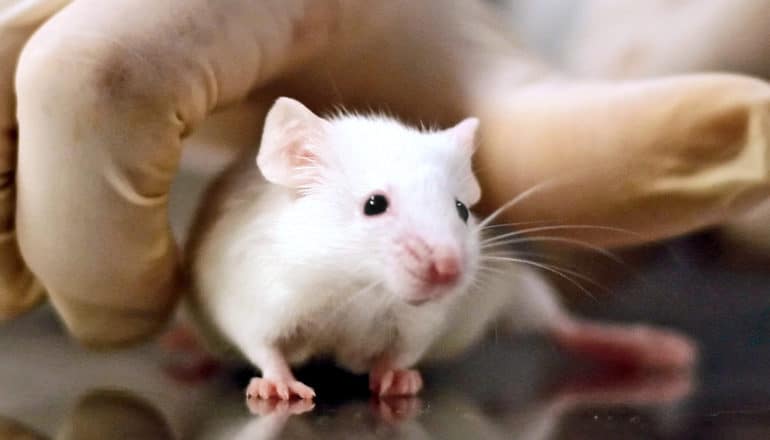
561 0 770 78
1 0 768 347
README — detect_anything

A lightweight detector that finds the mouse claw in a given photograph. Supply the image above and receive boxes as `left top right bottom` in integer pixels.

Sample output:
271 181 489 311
246 377 316 401
371 396 424 423
276 382 290 400
247 398 316 416
288 381 316 400
370 369 423 397
370 370 394 395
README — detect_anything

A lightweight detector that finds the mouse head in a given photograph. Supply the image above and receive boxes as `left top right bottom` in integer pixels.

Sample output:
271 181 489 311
258 97 482 305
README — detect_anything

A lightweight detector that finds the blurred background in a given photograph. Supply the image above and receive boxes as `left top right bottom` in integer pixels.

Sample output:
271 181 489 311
2 0 770 438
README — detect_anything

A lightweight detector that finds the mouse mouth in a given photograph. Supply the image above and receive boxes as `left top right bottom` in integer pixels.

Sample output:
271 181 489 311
401 277 459 305
405 296 432 306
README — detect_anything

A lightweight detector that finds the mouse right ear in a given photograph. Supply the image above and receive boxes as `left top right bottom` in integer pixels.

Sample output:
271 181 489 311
257 97 331 190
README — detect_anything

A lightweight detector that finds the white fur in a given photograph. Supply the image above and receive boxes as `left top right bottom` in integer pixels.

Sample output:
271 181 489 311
188 98 565 375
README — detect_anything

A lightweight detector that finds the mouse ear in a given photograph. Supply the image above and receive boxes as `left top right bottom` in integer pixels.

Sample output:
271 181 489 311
447 117 480 156
257 97 330 189
447 117 482 205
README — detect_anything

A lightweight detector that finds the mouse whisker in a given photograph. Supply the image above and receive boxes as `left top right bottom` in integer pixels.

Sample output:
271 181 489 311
480 252 595 282
480 255 601 300
481 235 624 264
475 177 567 230
481 249 567 266
309 280 383 334
481 249 604 286
475 264 509 276
480 224 641 245
477 220 554 232
470 275 501 294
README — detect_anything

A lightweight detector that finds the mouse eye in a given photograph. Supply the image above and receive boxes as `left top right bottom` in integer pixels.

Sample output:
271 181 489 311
456 199 469 223
364 194 389 216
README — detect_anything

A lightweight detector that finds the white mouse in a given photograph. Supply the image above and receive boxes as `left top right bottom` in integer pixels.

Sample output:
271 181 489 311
185 97 696 402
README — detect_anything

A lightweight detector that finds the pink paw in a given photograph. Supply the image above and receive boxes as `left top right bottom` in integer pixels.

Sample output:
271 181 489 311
551 320 698 371
247 397 316 416
370 397 424 423
369 369 423 397
246 377 316 401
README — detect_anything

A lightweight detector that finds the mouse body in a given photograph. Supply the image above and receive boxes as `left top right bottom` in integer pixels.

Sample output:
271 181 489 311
186 98 696 401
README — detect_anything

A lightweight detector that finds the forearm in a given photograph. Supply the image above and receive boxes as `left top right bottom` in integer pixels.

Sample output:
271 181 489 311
470 74 770 247
13 0 339 346
0 0 69 318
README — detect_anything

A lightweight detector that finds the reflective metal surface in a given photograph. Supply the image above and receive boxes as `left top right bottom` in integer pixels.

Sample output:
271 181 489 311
2 233 770 439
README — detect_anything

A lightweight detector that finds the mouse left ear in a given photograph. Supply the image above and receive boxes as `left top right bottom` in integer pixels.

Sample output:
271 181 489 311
447 117 482 205
257 97 331 190
447 117 480 156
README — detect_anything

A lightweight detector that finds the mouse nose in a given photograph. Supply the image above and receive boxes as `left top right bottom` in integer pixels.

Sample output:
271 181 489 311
427 247 460 285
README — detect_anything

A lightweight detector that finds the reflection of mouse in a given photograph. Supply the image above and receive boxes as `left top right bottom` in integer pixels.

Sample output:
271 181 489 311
202 370 694 440
186 97 697 402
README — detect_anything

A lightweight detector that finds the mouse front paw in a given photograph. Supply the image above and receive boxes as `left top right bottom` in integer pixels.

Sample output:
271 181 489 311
247 397 316 416
369 368 424 397
246 377 316 401
370 396 424 423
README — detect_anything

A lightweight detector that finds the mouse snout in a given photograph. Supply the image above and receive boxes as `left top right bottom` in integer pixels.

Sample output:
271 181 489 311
427 247 460 286
399 236 463 291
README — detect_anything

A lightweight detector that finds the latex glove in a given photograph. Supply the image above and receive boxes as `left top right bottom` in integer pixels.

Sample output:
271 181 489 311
562 0 770 79
0 0 69 320
1 0 769 347
550 0 770 256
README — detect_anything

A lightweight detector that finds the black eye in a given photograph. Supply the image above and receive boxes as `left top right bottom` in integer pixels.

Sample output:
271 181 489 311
364 194 389 216
456 199 469 223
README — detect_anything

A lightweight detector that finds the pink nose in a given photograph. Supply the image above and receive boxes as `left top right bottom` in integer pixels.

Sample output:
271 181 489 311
426 249 460 285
